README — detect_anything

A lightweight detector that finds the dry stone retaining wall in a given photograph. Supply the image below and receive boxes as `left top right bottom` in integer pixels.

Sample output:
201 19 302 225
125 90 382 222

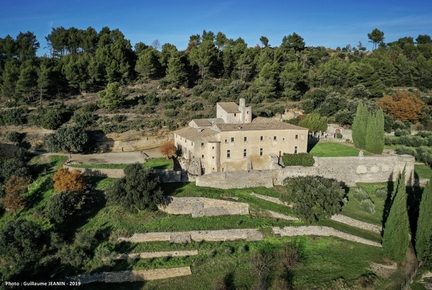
272 226 382 247
158 197 249 217
115 250 199 260
330 214 382 233
119 229 264 243
63 165 182 183
197 155 415 188
70 267 191 284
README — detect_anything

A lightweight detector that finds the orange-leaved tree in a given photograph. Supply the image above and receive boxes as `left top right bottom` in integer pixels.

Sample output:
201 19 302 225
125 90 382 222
4 175 31 214
160 141 177 159
53 168 85 193
377 91 425 123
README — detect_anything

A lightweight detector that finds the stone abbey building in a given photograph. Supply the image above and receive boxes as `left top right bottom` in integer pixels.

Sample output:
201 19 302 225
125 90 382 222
174 99 308 175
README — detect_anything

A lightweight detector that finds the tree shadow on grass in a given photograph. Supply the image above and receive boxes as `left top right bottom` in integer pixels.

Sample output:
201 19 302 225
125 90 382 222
55 191 107 241
25 177 53 209
160 182 189 196
407 185 422 250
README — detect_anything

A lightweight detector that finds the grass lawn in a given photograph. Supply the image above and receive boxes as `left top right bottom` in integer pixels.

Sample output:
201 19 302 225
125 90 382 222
309 142 372 157
341 183 387 226
415 164 432 179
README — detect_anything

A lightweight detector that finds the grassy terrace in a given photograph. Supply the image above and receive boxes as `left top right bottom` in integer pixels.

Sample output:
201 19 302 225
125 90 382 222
415 164 432 179
68 157 172 170
82 236 385 290
309 142 372 157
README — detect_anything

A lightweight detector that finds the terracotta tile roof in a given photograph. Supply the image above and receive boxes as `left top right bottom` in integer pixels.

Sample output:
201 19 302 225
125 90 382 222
218 102 240 113
175 127 219 141
216 119 308 132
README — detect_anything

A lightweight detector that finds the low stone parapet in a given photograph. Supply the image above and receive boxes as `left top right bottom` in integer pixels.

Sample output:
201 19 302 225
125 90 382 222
272 226 381 247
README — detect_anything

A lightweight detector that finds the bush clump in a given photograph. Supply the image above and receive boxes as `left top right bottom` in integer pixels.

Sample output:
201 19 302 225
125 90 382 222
282 153 315 167
351 187 370 202
280 176 346 223
360 199 376 214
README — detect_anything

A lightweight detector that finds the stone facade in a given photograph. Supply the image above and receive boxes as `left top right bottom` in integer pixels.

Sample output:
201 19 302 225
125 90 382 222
157 197 249 217
175 98 308 174
196 155 415 188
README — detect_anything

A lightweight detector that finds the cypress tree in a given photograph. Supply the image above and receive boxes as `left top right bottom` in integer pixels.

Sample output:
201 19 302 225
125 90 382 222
352 102 368 149
416 178 432 261
382 170 410 262
365 109 385 154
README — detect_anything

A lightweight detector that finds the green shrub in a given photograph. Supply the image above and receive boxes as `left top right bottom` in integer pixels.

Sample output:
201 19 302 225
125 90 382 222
395 146 417 156
6 131 22 143
374 188 388 200
280 176 346 223
351 187 370 202
360 199 376 214
394 128 410 137
81 103 98 113
112 115 127 123
164 109 178 117
282 153 315 166
0 107 27 125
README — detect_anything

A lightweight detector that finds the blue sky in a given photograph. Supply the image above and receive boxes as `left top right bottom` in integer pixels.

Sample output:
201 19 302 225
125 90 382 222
1 0 431 55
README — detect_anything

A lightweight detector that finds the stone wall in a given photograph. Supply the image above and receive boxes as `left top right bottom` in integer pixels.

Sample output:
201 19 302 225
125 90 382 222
272 226 382 247
63 165 125 178
115 250 198 260
196 155 415 188
157 197 249 217
70 267 191 284
119 229 265 243
63 165 182 183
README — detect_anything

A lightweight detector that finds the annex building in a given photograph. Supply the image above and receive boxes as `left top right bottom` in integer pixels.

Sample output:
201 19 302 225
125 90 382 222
174 98 308 175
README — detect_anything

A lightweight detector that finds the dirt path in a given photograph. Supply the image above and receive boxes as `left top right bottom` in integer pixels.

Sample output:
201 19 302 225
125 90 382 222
32 147 163 165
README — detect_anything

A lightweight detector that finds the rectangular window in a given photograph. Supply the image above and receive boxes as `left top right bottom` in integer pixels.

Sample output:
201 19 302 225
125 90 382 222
212 146 215 150
201 142 205 147
231 137 235 142
234 113 237 117
294 146 298 154
202 154 204 159
227 150 231 158
295 134 299 139
273 136 277 141
212 156 215 159
260 136 263 141
243 149 247 157
244 136 247 142
225 139 228 143
260 148 263 156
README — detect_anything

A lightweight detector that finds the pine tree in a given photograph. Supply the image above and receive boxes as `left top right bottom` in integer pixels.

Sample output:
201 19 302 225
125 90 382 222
382 170 410 262
352 102 368 149
416 179 432 262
